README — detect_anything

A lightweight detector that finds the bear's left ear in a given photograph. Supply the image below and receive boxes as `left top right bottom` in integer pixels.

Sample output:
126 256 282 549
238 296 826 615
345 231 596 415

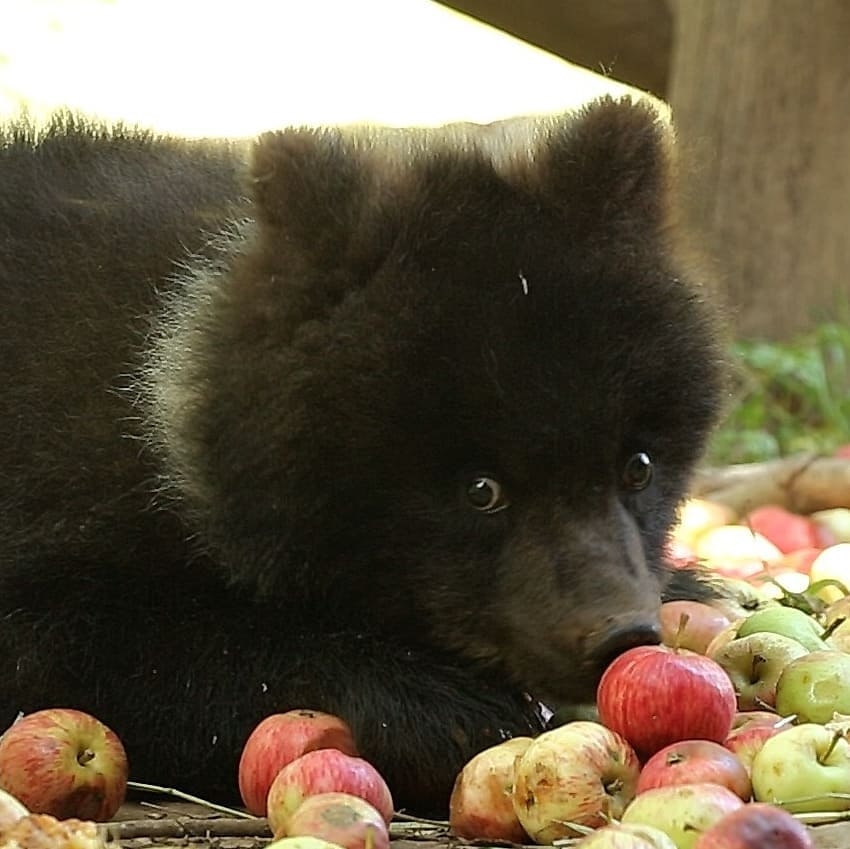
250 127 388 267
538 96 676 235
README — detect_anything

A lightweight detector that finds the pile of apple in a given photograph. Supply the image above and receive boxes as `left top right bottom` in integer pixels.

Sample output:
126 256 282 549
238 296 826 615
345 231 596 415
237 709 394 849
449 499 850 849
672 499 850 603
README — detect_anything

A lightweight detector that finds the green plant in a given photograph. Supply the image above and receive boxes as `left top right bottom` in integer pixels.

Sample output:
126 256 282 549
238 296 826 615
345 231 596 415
707 322 850 465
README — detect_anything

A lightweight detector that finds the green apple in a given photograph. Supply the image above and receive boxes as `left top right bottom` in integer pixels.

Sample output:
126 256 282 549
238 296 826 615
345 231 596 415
711 632 809 710
751 723 850 813
620 783 744 849
775 649 850 723
736 606 829 652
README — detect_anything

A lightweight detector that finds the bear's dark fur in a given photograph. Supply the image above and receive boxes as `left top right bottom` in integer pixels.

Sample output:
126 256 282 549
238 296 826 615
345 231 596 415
0 98 724 815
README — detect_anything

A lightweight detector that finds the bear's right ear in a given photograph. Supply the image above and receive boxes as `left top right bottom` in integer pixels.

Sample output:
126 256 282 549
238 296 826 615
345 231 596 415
250 128 378 266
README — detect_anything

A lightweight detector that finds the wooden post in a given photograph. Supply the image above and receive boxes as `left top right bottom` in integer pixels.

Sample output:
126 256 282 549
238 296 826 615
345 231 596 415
668 0 850 339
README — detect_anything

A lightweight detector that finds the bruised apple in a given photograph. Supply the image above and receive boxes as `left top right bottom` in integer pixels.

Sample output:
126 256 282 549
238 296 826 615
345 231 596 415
621 783 744 849
0 709 128 821
575 822 677 848
512 721 639 843
635 740 751 800
0 813 106 849
238 710 358 816
266 838 347 849
692 802 814 849
282 792 389 849
266 749 393 836
449 737 532 842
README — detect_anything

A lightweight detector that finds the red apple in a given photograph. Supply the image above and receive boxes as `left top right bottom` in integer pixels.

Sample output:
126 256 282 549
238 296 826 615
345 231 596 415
0 709 128 821
266 749 393 836
449 737 532 843
596 645 737 759
636 740 751 800
692 801 814 848
724 714 792 776
239 710 358 816
837 445 850 460
746 505 826 555
511 721 640 843
659 601 731 655
621 783 744 849
282 792 389 849
729 710 782 731
0 787 28 831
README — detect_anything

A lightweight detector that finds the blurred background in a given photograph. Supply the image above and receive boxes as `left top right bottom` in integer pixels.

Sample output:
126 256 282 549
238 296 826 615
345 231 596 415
1 0 848 462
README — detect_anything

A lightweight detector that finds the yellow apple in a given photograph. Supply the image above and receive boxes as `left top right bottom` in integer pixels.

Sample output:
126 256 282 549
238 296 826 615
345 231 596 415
673 498 737 549
809 544 850 603
693 525 782 580
811 508 850 544
751 723 850 813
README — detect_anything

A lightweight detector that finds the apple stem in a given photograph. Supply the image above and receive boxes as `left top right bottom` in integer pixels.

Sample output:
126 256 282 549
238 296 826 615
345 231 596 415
822 616 846 641
751 653 766 684
818 731 843 765
673 612 691 652
77 748 95 766
604 777 624 796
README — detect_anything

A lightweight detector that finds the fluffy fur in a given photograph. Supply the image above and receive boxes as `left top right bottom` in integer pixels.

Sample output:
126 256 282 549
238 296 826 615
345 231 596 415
0 98 724 814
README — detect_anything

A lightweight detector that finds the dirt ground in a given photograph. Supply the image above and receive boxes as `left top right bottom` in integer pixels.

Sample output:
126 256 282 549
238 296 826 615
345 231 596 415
104 797 850 849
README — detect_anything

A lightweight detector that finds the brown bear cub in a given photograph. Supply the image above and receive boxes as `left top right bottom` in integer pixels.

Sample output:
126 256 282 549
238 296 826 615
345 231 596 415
0 98 724 815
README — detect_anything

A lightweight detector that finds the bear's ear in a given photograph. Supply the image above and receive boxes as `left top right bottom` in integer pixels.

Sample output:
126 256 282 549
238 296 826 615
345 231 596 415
538 96 676 234
250 128 384 266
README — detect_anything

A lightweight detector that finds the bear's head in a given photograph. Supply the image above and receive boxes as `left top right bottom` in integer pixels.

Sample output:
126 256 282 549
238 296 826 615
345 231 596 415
147 97 724 703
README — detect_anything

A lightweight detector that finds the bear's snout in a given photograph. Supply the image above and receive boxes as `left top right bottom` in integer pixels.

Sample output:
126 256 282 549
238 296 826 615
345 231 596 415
583 618 662 672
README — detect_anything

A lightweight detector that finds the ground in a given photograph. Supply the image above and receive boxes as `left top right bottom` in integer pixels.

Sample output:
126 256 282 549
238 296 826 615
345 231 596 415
106 798 850 849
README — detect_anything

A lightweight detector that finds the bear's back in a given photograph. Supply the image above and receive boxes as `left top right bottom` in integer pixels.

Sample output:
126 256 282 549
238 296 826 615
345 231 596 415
0 117 244 566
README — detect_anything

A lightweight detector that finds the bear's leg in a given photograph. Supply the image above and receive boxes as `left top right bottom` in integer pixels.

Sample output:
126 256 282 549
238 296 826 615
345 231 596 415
0 554 543 816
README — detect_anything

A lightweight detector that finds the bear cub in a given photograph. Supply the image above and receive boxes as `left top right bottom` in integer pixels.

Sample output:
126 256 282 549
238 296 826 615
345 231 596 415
0 98 723 814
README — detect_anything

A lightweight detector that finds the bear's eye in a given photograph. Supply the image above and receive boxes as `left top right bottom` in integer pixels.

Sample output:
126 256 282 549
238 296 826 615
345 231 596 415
622 452 653 491
466 476 509 513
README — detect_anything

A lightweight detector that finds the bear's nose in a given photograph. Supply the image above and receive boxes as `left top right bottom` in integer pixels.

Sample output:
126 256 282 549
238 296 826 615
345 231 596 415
587 621 662 672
